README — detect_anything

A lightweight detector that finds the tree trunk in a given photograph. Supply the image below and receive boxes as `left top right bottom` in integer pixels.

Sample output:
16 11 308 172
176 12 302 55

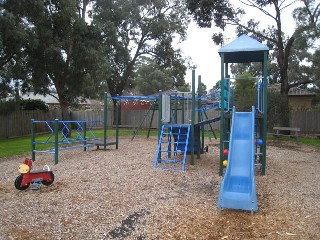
112 98 121 125
60 102 71 120
59 101 71 137
279 69 290 126
277 35 295 126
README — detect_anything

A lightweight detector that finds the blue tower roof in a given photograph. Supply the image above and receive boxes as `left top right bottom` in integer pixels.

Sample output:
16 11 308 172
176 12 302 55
218 35 269 63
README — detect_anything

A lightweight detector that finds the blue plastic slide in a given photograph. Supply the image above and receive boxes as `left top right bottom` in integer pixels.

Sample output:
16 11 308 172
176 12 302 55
218 106 258 211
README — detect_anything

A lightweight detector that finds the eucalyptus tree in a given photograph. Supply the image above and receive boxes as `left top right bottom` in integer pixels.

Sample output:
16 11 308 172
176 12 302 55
186 0 320 95
92 0 190 102
0 0 30 99
1 0 106 119
135 61 173 95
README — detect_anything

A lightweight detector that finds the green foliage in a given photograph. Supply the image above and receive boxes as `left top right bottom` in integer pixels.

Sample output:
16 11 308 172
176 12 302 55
1 0 107 119
136 62 173 95
20 99 48 111
0 3 30 98
311 93 320 110
186 0 234 29
0 99 19 115
267 91 290 130
0 99 48 115
233 73 256 111
177 83 191 92
92 0 189 99
187 0 320 96
197 82 207 96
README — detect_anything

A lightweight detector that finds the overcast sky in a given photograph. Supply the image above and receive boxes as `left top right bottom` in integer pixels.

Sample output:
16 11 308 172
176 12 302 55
178 0 302 90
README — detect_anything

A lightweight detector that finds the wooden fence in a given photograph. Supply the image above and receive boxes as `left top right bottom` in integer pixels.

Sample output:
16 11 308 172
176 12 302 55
1 109 319 139
290 111 320 134
72 109 221 130
0 110 62 138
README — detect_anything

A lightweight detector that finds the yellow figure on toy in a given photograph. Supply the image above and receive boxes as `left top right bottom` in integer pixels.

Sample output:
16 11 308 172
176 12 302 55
18 164 30 174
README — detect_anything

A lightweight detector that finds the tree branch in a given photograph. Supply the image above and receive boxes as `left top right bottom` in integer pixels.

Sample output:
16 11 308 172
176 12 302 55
238 0 277 21
227 19 278 44
279 0 299 12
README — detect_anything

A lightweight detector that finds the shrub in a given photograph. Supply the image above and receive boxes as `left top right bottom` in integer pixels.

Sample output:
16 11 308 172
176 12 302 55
267 91 290 130
20 99 49 111
0 99 49 115
0 99 19 115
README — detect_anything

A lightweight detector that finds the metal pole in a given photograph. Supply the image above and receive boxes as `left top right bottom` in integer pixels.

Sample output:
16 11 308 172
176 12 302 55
191 69 195 165
182 93 185 124
158 91 162 140
219 54 225 176
261 51 268 175
54 119 59 164
83 121 87 151
157 91 162 162
116 97 119 149
104 92 108 150
147 100 157 138
198 75 202 158
31 119 35 161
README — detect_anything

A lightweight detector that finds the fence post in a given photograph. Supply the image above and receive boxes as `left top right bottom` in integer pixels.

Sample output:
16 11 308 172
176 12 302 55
54 119 59 164
31 119 35 161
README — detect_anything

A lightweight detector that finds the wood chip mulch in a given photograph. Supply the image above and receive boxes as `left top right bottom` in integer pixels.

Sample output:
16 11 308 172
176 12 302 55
0 137 319 240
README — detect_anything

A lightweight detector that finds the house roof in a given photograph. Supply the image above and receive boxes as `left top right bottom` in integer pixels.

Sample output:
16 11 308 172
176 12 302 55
269 84 316 96
218 35 269 63
288 88 317 96
21 92 60 104
20 92 103 105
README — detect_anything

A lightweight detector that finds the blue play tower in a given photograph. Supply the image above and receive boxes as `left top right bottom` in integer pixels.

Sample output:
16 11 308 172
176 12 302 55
217 35 269 212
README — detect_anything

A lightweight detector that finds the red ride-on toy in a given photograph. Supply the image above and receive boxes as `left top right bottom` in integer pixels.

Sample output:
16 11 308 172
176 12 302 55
14 158 54 190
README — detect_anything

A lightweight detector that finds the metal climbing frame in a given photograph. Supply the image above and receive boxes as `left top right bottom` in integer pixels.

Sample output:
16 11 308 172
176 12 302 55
31 119 102 164
154 124 191 172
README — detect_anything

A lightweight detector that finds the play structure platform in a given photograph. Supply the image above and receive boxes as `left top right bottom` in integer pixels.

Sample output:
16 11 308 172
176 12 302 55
154 117 220 172
218 106 258 211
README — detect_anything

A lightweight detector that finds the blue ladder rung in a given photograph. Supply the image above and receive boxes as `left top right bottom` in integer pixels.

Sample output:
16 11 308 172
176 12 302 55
163 160 182 163
154 123 191 172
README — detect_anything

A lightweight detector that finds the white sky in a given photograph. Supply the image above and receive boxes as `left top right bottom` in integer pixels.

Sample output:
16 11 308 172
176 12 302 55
179 0 302 90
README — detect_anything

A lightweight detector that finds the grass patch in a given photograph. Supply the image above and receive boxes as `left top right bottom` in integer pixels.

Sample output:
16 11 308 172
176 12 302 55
0 129 159 158
1 130 318 159
294 137 320 148
267 135 320 148
0 136 33 158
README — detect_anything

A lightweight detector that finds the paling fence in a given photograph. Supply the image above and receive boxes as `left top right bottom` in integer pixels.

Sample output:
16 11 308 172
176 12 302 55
0 109 319 139
0 110 62 138
290 111 320 134
72 109 221 130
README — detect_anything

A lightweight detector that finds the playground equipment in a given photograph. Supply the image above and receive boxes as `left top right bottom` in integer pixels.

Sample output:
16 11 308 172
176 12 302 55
105 95 159 141
31 119 112 164
218 106 258 211
154 71 221 172
217 35 269 212
14 158 54 190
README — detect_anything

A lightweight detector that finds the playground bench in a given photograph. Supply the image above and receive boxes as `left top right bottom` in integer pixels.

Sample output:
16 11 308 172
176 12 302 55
273 127 300 138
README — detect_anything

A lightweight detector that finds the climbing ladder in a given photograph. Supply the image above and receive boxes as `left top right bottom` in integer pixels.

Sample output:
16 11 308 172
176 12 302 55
154 124 191 172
